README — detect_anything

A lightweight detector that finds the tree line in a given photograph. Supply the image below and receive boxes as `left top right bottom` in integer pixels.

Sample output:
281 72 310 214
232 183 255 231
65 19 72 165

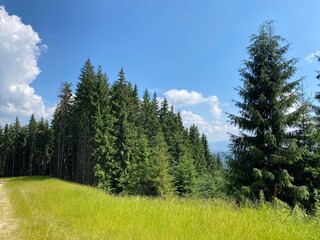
1 21 320 214
0 62 223 198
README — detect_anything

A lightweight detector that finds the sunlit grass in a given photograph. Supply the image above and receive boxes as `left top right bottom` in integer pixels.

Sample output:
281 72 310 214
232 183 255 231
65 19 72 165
4 176 320 239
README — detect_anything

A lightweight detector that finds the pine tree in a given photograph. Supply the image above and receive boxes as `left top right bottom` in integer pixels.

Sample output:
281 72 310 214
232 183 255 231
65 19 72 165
228 21 305 204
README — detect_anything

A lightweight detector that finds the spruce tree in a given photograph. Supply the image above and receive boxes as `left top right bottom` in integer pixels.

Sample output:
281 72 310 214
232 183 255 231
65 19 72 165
151 92 162 134
304 57 320 212
138 90 172 196
174 150 196 197
14 118 28 176
189 124 206 175
139 90 161 141
159 101 197 196
214 153 223 171
149 131 173 196
12 117 21 176
35 119 52 175
126 134 153 195
73 59 96 184
111 68 139 192
27 114 37 176
292 83 320 212
172 112 196 196
201 134 214 173
19 126 27 176
159 99 179 167
3 124 14 177
52 82 73 179
91 66 116 191
228 21 305 204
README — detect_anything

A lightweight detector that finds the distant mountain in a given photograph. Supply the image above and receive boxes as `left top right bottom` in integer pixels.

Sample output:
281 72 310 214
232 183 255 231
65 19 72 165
209 140 229 153
209 140 230 168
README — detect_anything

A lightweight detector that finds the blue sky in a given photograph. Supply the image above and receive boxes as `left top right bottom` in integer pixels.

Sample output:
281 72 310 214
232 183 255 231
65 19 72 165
0 0 320 151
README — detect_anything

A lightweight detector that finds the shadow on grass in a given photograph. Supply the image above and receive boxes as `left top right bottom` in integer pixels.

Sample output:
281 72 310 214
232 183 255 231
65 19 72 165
2 176 53 183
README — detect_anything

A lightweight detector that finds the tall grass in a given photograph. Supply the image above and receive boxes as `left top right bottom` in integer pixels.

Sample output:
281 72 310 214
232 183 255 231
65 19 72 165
4 176 320 239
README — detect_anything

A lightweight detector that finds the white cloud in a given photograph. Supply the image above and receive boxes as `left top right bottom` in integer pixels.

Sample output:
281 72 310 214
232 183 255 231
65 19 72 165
164 89 222 120
207 96 222 119
180 110 238 142
0 6 53 124
305 51 320 63
164 89 205 106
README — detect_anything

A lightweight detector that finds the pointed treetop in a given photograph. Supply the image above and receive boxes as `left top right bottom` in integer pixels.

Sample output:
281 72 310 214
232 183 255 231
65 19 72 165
118 67 126 83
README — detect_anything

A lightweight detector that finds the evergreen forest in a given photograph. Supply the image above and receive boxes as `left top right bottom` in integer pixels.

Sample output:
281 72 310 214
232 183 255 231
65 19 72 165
1 21 320 214
0 61 224 199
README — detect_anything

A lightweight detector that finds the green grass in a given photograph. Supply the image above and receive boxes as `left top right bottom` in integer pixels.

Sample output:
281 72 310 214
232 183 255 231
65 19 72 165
3 176 320 239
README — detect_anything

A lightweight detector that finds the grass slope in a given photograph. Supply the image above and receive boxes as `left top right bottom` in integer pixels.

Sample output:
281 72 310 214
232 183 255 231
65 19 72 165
3 176 320 239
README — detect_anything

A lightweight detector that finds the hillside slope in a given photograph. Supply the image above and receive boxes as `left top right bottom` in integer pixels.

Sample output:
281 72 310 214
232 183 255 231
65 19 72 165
2 177 320 240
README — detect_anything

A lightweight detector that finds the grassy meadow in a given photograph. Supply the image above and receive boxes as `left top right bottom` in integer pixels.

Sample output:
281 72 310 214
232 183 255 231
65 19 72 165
3 176 320 239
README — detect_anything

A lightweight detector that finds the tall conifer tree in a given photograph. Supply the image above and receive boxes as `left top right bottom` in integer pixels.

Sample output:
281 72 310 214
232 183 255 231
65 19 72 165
140 90 161 140
228 21 306 204
11 117 21 176
111 68 139 192
52 82 73 179
189 124 206 175
73 59 96 184
27 114 37 176
92 66 116 191
291 84 320 212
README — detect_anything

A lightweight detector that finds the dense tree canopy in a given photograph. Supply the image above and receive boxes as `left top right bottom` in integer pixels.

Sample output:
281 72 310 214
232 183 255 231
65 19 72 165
0 60 221 199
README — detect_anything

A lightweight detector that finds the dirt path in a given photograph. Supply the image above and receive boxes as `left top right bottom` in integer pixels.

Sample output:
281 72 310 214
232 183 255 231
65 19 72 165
0 180 18 239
